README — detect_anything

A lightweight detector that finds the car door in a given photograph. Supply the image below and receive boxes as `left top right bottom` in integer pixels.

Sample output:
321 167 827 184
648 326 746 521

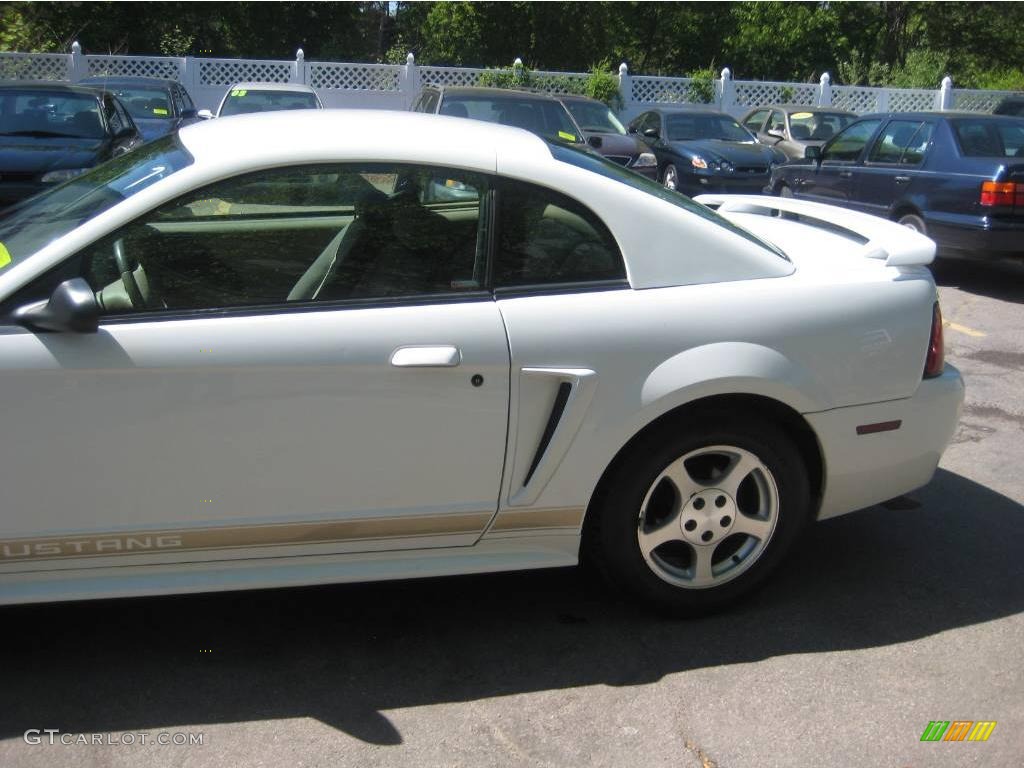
855 119 934 215
0 162 510 572
793 119 883 204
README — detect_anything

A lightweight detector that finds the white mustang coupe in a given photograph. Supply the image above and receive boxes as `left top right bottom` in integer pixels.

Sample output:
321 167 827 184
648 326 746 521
0 111 963 613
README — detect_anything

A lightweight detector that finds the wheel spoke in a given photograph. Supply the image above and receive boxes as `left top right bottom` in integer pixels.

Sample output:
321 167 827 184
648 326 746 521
731 513 773 540
718 451 759 498
691 544 715 584
661 457 700 500
637 514 683 556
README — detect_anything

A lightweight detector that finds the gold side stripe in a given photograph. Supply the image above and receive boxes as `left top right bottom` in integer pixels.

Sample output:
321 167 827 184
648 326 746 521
489 506 586 532
0 512 493 563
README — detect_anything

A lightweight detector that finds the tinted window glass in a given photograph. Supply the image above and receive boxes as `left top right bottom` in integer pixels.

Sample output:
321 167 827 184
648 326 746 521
220 89 320 116
743 109 770 132
495 179 625 287
789 111 854 141
868 120 923 163
952 118 1024 157
768 111 786 133
76 164 486 314
439 95 582 142
0 88 104 139
665 114 753 142
901 123 934 165
564 101 626 134
822 119 882 162
105 87 173 120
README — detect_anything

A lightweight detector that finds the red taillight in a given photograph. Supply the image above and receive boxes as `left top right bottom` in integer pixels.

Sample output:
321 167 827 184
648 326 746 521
924 302 945 378
980 180 1023 208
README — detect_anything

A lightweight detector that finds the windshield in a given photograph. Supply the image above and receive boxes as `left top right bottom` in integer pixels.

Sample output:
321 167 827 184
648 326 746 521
564 101 626 135
0 135 193 269
951 118 1024 157
440 96 584 143
788 111 855 142
101 87 173 120
219 89 320 116
547 141 787 261
0 88 105 139
666 113 753 142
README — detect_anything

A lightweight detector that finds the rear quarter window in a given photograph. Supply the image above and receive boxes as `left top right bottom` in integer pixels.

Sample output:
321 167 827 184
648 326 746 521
952 119 1024 157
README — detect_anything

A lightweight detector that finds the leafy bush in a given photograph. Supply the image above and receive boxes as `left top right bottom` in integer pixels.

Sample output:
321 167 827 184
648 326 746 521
687 66 717 104
584 59 622 109
779 85 795 103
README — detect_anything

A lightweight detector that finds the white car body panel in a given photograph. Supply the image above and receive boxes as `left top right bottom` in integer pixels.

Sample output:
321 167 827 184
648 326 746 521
0 111 963 605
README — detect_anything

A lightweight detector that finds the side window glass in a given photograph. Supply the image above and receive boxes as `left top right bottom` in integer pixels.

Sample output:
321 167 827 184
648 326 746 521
425 92 440 113
77 164 488 315
105 98 124 134
768 111 786 133
495 180 625 287
868 120 923 164
171 88 186 116
743 109 768 132
901 123 934 165
822 120 882 162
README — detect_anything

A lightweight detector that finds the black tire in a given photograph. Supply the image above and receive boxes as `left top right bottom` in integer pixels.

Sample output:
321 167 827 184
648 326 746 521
897 212 927 235
662 163 680 191
584 412 811 616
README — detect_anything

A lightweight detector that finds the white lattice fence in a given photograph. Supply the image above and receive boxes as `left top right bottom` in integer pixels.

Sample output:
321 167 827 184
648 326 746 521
886 88 938 112
197 58 293 86
831 86 882 114
307 62 401 91
953 89 1022 112
733 80 817 107
419 65 491 88
631 76 708 105
0 52 71 81
86 55 184 81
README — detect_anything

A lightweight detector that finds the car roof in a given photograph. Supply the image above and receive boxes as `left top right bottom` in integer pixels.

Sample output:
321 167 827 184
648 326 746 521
80 76 179 88
436 86 562 102
0 80 106 97
227 82 318 94
645 105 730 115
857 111 1024 121
747 105 856 115
553 93 605 105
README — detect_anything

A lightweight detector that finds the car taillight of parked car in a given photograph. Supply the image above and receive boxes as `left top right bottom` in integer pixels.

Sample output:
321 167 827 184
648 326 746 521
924 302 945 379
979 180 1024 210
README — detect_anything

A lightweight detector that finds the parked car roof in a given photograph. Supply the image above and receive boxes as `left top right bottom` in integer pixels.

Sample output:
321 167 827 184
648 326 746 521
79 76 180 88
0 80 110 96
227 82 319 94
428 85 566 102
751 105 856 115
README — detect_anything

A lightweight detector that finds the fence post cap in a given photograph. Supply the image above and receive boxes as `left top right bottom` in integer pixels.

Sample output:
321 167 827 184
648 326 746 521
820 72 831 85
619 62 629 76
406 52 415 66
71 41 82 54
941 75 953 89
513 57 523 68
296 48 304 62
720 67 731 80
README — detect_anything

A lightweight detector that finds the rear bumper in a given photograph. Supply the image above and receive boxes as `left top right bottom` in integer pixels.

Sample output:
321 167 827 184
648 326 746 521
927 215 1024 260
807 365 965 520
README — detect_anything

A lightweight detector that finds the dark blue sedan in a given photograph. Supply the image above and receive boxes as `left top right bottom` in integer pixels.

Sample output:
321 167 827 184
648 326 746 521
768 112 1024 261
79 76 202 143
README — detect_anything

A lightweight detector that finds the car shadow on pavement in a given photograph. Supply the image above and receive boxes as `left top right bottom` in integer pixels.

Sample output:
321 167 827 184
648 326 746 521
1 468 1021 746
932 259 1024 304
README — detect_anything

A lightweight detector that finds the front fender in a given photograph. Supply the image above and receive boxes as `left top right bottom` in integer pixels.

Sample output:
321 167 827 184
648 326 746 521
641 342 831 416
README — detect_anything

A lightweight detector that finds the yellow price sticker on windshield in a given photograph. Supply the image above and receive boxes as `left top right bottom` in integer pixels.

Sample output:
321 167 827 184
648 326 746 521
230 89 247 97
558 131 576 141
0 242 11 269
152 107 169 116
791 112 814 119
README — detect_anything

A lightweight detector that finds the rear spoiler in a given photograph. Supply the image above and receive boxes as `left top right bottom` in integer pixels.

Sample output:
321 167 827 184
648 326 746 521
694 194 936 267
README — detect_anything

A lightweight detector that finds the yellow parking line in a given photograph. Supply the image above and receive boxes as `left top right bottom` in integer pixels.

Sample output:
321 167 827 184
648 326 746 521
943 320 986 338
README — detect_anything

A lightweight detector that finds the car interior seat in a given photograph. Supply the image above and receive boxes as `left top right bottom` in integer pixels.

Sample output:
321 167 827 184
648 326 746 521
789 124 811 140
809 123 834 141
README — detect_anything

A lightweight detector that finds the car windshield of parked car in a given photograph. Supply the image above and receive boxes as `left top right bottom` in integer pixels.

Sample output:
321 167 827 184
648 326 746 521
440 96 585 143
564 101 626 135
0 89 104 139
0 134 193 270
548 141 788 262
666 114 753 142
102 87 173 120
220 89 320 116
788 111 855 142
951 118 1024 157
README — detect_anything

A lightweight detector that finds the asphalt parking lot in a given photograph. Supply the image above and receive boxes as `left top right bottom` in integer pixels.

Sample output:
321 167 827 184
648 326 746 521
1 259 1021 768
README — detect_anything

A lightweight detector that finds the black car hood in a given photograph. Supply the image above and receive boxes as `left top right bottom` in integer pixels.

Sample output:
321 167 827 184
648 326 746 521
0 135 106 174
584 131 646 156
668 138 776 164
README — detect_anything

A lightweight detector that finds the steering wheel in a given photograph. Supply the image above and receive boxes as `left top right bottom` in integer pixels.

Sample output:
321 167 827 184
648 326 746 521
113 238 146 309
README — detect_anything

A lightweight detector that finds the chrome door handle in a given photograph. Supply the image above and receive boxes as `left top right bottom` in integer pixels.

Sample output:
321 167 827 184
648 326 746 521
895 175 911 184
390 345 462 368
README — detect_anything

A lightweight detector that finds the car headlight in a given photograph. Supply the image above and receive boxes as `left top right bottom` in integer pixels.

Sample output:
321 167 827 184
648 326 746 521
633 152 657 168
41 168 89 183
691 156 708 169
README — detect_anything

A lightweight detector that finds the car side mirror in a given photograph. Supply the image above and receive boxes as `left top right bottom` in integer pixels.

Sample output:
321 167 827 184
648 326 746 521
12 278 100 333
804 145 822 162
643 127 660 139
766 129 785 142
588 135 603 149
180 108 198 119
197 109 214 120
